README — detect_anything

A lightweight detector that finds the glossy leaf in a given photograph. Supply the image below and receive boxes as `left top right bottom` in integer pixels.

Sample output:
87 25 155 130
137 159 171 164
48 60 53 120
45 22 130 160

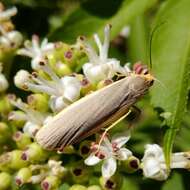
151 0 190 167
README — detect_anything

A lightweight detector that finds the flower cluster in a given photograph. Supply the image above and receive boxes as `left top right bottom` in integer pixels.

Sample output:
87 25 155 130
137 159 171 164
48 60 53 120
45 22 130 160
0 3 22 51
0 3 190 190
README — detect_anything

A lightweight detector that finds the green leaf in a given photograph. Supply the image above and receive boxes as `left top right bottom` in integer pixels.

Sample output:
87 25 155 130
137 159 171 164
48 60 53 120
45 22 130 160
50 0 156 43
150 0 190 167
162 172 184 190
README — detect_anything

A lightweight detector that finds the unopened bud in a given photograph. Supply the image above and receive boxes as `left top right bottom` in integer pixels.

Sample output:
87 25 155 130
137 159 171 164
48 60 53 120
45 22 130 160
41 175 60 190
121 156 140 173
15 167 32 186
69 184 87 190
0 172 11 190
22 142 49 163
27 93 49 112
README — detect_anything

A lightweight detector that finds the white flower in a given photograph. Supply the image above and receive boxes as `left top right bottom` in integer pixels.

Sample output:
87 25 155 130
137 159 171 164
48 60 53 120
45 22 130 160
14 70 30 89
85 132 132 179
8 96 49 137
80 25 130 84
14 61 81 112
0 27 23 49
17 35 54 69
0 6 17 22
48 160 66 177
142 144 190 181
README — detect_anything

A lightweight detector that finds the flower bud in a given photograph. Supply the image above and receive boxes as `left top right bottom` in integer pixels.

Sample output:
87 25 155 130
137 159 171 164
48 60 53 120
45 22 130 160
70 162 91 184
0 122 10 143
54 62 72 76
58 145 76 154
0 73 8 92
69 184 87 190
15 167 32 186
87 185 102 190
120 156 140 173
14 70 30 89
27 93 49 112
99 174 123 190
0 95 12 115
80 78 94 96
13 131 31 149
41 175 60 190
78 140 91 158
0 172 11 190
97 79 113 90
8 110 26 128
0 150 29 171
21 142 49 163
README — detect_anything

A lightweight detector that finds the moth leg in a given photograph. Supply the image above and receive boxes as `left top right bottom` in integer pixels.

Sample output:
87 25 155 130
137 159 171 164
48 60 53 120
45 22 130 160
127 106 141 129
97 109 132 150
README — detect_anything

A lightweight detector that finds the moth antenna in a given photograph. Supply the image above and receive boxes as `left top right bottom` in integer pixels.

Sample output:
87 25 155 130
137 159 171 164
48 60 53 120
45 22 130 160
149 21 167 69
153 77 167 90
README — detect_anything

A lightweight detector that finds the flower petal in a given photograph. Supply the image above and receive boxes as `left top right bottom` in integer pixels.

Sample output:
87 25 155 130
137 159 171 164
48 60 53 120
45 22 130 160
116 148 132 160
84 154 101 166
102 157 117 179
111 132 130 148
142 157 160 178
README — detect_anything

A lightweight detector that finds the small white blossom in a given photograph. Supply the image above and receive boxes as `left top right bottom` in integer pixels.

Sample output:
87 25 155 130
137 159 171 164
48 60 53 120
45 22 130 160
85 132 132 179
48 160 66 177
80 25 130 84
0 6 23 49
0 27 23 49
142 144 190 181
8 96 50 137
14 69 30 89
0 6 17 22
14 61 81 112
17 35 54 69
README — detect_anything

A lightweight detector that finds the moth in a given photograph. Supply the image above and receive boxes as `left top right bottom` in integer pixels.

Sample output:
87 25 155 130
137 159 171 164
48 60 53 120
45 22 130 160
36 71 154 151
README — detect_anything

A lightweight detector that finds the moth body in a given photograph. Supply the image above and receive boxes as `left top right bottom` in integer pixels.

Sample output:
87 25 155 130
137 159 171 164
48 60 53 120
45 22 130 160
36 73 154 150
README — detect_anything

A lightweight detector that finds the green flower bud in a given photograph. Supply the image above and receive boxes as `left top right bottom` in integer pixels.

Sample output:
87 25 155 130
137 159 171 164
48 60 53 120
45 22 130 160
10 150 29 170
15 167 32 186
87 185 102 190
99 174 123 190
8 110 26 128
0 95 12 116
21 142 49 163
69 184 87 190
13 131 31 149
41 175 60 190
0 150 29 171
53 62 72 76
120 156 140 173
70 162 91 184
78 140 91 158
0 122 11 143
27 93 49 112
0 172 11 190
59 145 76 154
80 78 94 96
97 79 113 90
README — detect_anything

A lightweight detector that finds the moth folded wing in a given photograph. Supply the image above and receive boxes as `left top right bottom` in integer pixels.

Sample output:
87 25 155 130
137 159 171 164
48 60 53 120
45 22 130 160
36 75 153 150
